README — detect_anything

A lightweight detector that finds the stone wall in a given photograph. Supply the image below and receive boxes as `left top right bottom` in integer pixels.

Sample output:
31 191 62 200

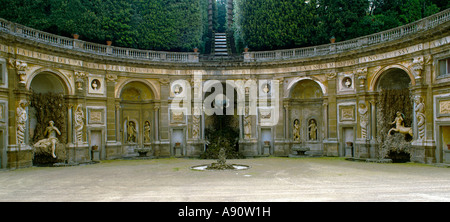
0 10 449 168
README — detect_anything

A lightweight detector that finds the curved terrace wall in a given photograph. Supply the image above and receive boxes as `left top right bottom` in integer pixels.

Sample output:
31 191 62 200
0 9 449 168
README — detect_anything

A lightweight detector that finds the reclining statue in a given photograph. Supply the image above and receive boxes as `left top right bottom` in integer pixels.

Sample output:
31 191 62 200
33 121 61 158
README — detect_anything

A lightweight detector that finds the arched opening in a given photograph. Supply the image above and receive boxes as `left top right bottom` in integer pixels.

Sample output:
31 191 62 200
290 79 324 99
375 68 413 162
288 79 323 155
119 81 155 153
376 68 412 90
203 81 241 159
30 72 68 94
28 72 69 165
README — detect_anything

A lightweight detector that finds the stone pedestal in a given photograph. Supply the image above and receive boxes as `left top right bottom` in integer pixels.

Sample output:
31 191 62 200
289 142 310 157
187 140 205 157
443 150 450 164
239 140 258 157
263 145 270 156
174 145 182 157
91 150 100 161
345 146 353 157
7 145 33 169
67 143 89 163
345 142 353 157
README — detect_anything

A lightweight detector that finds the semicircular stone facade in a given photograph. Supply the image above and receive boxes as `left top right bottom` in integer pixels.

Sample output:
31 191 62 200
1 9 450 168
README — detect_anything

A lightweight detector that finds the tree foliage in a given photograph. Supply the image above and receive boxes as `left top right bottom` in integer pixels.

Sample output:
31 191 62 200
0 0 208 52
233 0 447 51
0 0 448 52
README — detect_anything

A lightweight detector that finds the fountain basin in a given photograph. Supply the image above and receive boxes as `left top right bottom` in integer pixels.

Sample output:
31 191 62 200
191 164 250 171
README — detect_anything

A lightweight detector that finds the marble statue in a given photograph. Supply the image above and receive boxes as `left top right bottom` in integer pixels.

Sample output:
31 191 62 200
16 99 28 145
144 121 151 143
33 121 61 158
244 107 251 139
192 114 200 139
415 96 425 140
293 119 300 141
388 111 413 137
358 103 369 139
308 119 317 141
127 120 137 143
74 104 84 143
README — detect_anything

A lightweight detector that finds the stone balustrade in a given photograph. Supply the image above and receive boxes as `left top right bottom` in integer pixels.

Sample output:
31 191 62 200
0 18 199 63
243 8 450 62
0 8 449 63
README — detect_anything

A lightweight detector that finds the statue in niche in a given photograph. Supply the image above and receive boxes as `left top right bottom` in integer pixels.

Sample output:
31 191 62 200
414 96 425 140
244 107 251 139
33 121 61 158
144 121 151 143
16 99 28 145
127 120 137 143
74 104 84 143
192 114 200 139
293 119 300 142
308 119 317 141
91 79 101 90
358 103 369 139
388 111 413 137
344 77 352 88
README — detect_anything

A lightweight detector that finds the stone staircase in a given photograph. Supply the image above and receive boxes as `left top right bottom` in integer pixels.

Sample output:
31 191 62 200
213 33 229 58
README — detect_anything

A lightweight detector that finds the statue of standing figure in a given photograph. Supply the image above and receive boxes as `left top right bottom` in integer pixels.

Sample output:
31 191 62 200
308 119 317 141
16 99 28 145
33 121 61 158
74 104 84 143
293 119 300 141
144 121 151 143
127 120 137 143
415 96 425 140
244 107 251 139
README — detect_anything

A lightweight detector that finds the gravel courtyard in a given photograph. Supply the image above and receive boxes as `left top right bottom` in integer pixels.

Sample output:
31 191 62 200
1 157 450 202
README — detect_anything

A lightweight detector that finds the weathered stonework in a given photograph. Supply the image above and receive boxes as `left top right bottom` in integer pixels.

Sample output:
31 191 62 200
0 10 449 168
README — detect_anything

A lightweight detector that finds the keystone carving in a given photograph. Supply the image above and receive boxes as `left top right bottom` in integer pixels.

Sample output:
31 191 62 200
9 59 28 84
411 56 424 79
74 71 87 90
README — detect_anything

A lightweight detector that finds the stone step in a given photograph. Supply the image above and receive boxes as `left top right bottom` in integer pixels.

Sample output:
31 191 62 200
215 52 228 56
215 45 227 48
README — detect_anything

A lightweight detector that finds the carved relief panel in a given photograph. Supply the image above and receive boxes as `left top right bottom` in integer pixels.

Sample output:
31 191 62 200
339 105 356 122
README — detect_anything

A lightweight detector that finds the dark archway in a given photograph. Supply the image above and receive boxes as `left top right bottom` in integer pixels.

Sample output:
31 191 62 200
375 68 413 161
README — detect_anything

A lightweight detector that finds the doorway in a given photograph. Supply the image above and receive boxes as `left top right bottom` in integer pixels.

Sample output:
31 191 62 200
0 130 3 168
90 130 104 160
171 129 184 156
261 128 272 155
441 126 450 163
342 127 354 157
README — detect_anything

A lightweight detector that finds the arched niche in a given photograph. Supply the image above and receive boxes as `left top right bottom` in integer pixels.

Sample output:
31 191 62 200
376 68 412 91
120 81 154 102
374 67 414 161
28 71 70 155
290 79 324 99
370 65 415 91
288 79 323 144
29 71 68 94
118 80 156 148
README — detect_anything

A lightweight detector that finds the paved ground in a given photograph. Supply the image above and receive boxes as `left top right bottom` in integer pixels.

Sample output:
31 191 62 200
1 157 450 202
